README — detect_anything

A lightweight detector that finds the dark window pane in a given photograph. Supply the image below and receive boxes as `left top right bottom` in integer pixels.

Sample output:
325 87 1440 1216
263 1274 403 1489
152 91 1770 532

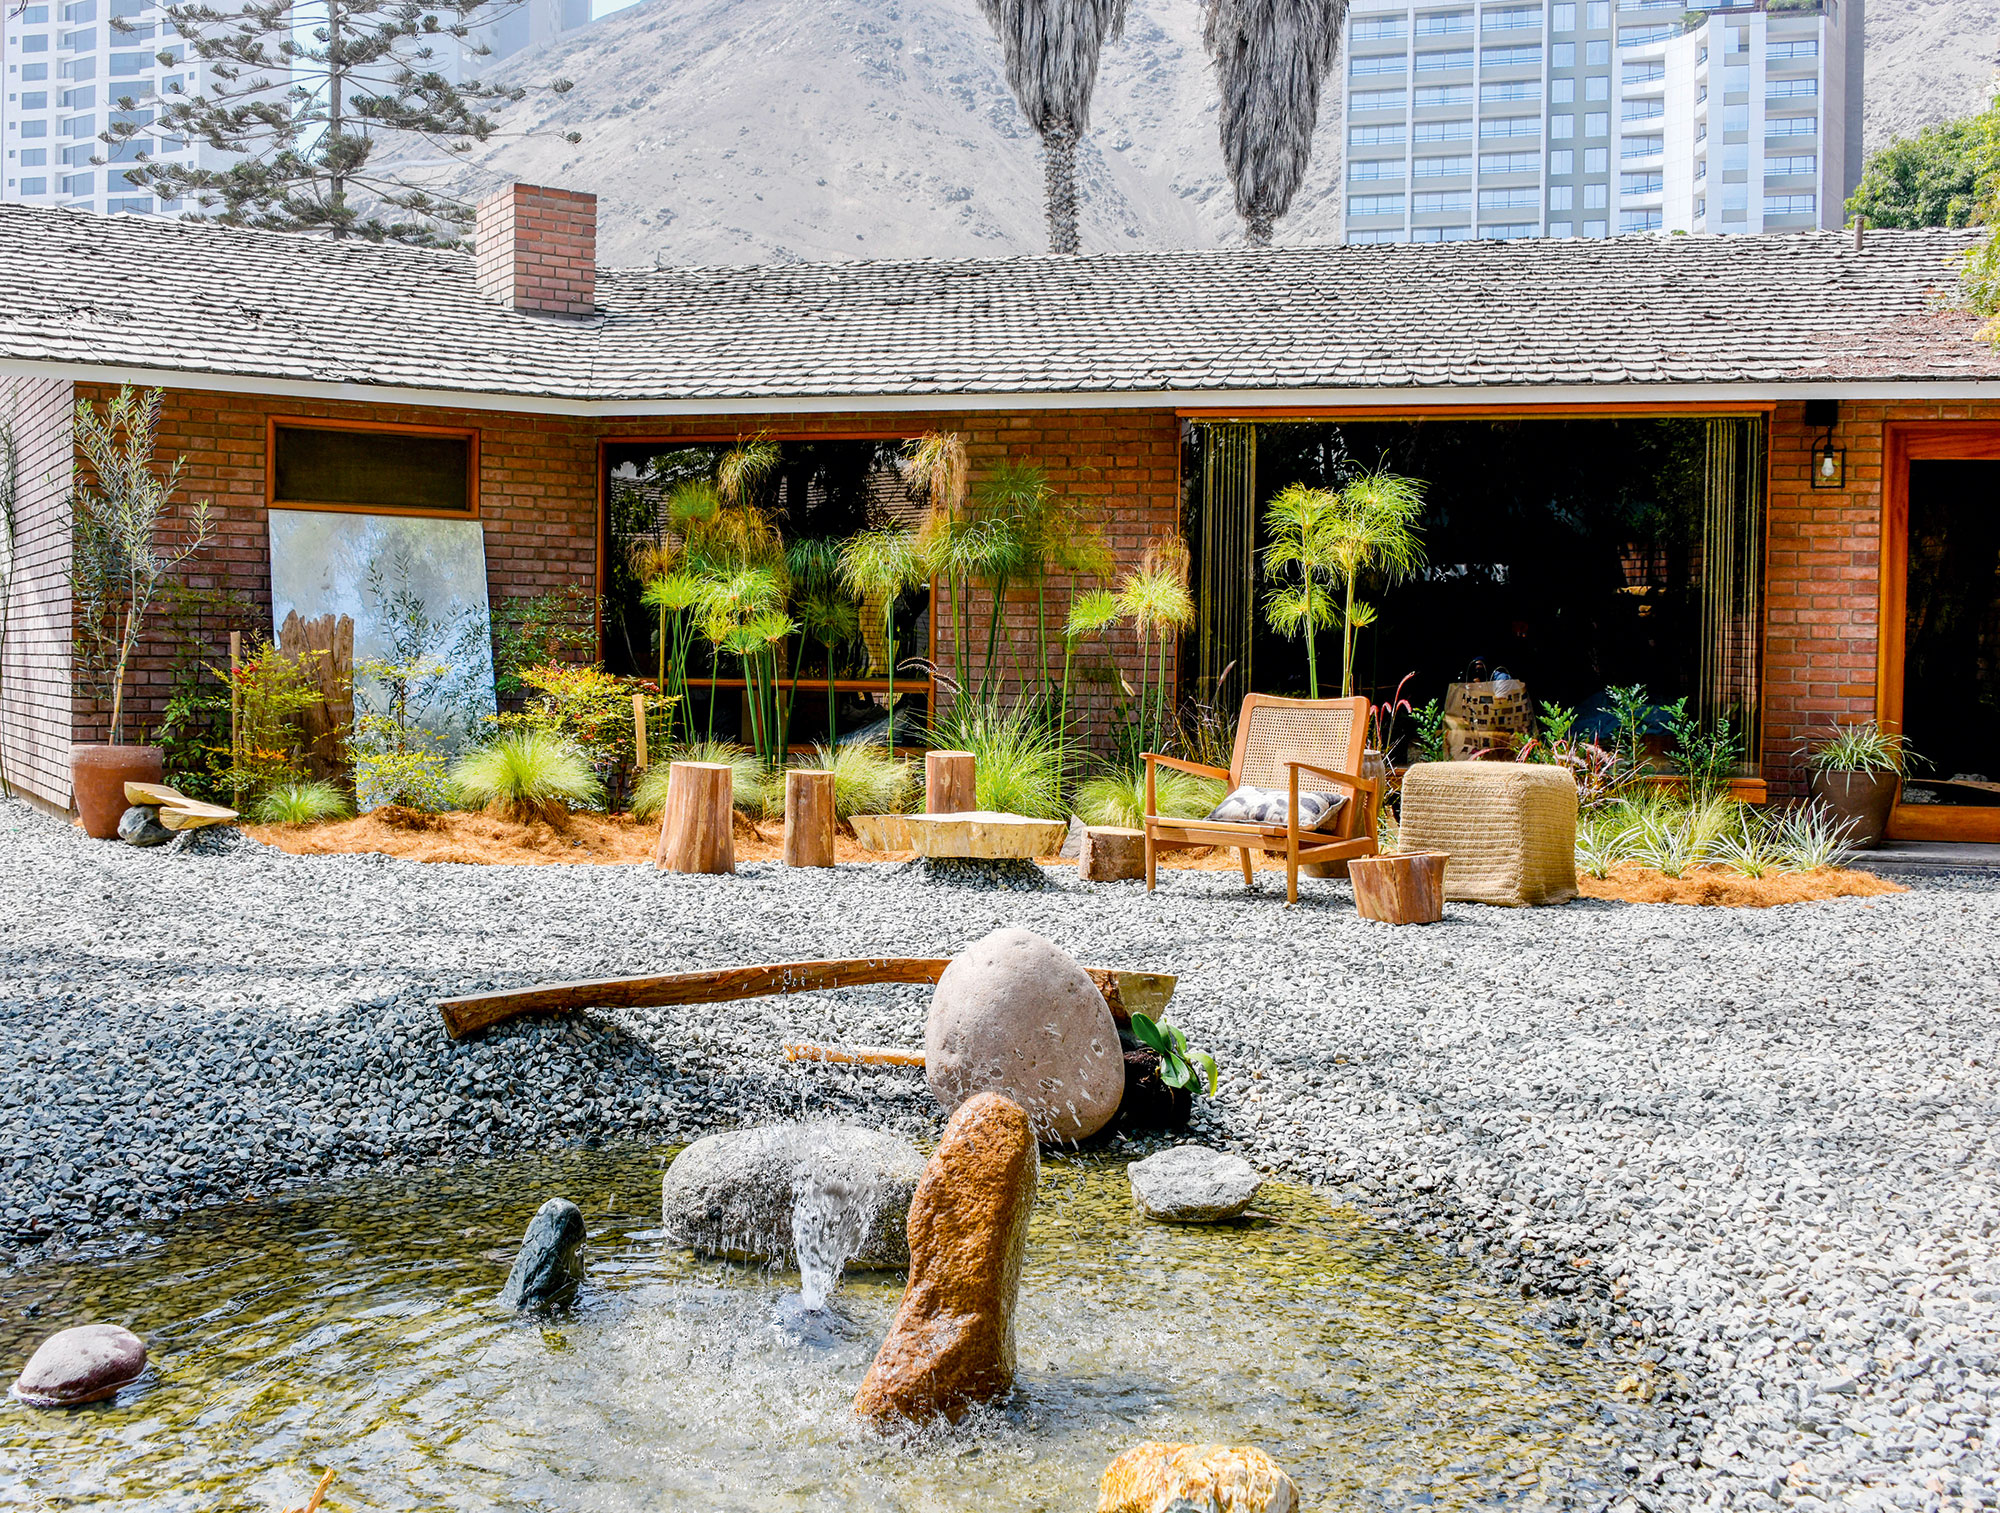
273 425 471 513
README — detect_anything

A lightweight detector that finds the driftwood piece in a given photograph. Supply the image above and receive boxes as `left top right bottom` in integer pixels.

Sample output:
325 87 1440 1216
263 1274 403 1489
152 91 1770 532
784 1042 926 1068
1079 826 1145 882
783 769 836 868
655 761 735 874
436 957 1177 1039
849 811 1066 860
277 610 354 782
924 749 976 814
1350 851 1449 925
121 782 239 829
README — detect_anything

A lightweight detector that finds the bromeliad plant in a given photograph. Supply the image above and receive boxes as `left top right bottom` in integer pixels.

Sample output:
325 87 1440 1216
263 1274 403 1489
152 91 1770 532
1128 1012 1219 1098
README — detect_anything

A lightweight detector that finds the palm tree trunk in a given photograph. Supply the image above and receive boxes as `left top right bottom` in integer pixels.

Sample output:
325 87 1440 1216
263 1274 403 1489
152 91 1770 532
1246 213 1274 246
1043 122 1080 256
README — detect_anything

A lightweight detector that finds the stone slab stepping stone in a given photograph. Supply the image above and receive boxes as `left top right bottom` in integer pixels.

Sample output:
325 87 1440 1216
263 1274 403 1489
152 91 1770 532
1127 1145 1262 1223
11 1323 146 1407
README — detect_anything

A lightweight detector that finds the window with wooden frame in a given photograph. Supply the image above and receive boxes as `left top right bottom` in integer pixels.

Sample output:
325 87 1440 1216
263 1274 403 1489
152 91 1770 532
268 417 479 516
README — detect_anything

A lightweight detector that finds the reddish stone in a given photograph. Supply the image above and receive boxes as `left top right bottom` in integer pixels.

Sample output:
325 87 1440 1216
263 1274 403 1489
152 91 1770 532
11 1323 147 1407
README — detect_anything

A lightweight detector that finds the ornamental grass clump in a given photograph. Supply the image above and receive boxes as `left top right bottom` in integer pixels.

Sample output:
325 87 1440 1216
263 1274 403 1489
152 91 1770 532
450 730 603 825
805 741 914 820
630 740 776 821
247 779 353 826
1075 764 1226 830
927 696 1069 819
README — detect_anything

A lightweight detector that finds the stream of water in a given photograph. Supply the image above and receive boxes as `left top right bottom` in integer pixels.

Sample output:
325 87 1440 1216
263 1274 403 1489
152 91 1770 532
0 1146 1655 1511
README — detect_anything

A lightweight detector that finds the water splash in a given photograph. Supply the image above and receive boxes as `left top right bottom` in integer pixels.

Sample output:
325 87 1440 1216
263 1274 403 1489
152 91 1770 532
789 1153 887 1310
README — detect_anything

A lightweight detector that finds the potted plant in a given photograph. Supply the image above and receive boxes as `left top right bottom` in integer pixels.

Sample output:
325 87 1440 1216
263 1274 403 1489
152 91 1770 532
68 387 213 838
1800 720 1916 850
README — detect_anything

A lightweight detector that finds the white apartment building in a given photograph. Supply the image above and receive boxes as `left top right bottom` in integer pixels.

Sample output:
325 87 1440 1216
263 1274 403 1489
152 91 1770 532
1339 0 1866 244
1 0 587 217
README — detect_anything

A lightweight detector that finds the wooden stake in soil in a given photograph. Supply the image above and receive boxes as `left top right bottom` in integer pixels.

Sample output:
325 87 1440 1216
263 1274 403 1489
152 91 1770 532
632 692 649 772
228 630 242 812
654 760 734 874
783 768 836 868
1349 851 1449 925
924 749 976 814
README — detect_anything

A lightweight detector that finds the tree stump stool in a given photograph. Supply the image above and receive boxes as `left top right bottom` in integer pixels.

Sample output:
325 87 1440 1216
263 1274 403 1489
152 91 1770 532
1348 851 1448 925
925 749 976 814
655 761 735 874
783 768 836 868
1079 826 1145 882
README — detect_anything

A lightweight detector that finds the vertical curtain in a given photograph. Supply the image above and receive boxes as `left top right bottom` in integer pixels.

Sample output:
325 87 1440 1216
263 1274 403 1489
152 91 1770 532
1196 422 1257 710
1698 416 1768 775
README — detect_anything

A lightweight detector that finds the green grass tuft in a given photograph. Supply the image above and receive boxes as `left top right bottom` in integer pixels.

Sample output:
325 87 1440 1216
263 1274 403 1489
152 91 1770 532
630 740 776 820
799 741 914 820
1074 763 1225 829
449 730 603 822
247 779 353 826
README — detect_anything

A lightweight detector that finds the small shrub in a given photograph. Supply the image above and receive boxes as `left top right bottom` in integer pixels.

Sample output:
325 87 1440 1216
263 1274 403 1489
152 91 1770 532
1075 764 1225 829
630 740 775 821
248 779 353 826
450 730 603 823
803 741 914 820
1128 1012 1218 1097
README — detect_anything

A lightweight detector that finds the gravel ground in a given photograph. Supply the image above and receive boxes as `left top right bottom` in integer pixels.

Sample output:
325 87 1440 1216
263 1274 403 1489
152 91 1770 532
2 797 1996 1513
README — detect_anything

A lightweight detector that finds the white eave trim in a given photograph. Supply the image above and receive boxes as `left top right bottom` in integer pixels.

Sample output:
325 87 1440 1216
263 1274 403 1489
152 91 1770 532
3 357 1997 416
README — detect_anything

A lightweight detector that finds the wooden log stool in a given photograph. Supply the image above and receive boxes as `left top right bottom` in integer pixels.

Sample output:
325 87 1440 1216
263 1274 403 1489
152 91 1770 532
654 760 735 874
925 749 976 814
1348 851 1449 925
1079 825 1145 882
783 768 836 868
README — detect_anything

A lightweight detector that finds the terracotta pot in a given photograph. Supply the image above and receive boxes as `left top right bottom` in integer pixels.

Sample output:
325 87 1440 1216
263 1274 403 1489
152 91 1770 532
1808 769 1900 851
70 744 165 840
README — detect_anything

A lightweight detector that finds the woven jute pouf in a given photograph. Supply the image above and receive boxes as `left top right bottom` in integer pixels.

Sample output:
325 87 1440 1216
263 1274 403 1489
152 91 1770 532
1397 761 1579 907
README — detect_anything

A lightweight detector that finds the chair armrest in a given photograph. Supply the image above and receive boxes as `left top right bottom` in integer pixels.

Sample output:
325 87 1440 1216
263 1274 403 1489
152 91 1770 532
1281 758 1376 796
1143 753 1230 783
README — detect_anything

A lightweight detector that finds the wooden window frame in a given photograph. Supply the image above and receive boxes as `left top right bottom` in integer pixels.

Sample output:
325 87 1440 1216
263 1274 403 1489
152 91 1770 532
596 433 939 739
1877 421 2000 843
266 415 481 518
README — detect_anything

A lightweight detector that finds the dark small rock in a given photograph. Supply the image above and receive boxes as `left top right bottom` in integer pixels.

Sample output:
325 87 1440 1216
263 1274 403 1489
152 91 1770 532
497 1197 586 1309
117 806 174 848
11 1323 147 1406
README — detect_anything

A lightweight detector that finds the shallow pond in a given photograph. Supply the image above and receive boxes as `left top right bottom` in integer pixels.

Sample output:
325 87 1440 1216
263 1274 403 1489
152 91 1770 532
0 1147 1648 1511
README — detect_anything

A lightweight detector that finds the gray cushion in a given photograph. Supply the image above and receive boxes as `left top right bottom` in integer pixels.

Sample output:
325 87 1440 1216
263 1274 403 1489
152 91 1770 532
1205 784 1347 832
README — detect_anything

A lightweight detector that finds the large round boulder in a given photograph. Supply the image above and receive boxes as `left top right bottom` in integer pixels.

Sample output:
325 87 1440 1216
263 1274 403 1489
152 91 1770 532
925 928 1123 1142
11 1323 147 1407
660 1124 925 1270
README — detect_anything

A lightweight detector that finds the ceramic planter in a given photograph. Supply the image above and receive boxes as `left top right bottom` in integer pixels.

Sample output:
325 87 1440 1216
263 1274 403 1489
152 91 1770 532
70 744 164 840
1808 769 1901 851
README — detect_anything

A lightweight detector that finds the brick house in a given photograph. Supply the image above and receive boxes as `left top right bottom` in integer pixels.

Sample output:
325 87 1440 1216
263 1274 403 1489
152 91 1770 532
3 185 1997 840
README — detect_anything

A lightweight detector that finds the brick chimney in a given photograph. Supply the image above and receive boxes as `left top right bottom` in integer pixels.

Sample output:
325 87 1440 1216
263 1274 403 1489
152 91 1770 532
475 183 597 317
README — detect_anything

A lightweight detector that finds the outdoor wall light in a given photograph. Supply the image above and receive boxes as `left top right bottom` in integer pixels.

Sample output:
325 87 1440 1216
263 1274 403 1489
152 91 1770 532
1811 438 1845 490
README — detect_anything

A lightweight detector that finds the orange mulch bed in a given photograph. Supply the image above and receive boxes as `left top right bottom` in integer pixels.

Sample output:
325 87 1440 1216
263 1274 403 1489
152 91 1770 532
1579 864 1906 908
246 808 1263 870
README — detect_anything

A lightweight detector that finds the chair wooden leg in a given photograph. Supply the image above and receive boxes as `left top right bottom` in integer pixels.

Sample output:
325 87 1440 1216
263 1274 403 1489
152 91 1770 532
1239 847 1254 887
1145 830 1157 892
1286 855 1299 906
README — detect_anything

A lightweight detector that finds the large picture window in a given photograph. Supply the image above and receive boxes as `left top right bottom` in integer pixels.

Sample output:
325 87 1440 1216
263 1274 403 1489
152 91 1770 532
270 420 477 515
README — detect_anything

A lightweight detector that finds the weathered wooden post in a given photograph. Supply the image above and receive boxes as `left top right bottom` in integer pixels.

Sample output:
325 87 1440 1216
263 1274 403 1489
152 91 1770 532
655 760 734 874
925 749 976 814
784 768 836 868
1348 851 1449 925
1079 826 1145 882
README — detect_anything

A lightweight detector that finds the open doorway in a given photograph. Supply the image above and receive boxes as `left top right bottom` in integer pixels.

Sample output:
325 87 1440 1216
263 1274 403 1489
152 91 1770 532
1886 427 2000 840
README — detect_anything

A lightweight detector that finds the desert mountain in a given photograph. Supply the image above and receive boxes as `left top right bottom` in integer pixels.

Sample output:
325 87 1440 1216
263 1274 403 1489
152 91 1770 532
458 0 1996 267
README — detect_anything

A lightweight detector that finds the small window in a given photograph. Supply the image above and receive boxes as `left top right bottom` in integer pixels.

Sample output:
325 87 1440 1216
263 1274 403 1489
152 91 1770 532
272 421 475 514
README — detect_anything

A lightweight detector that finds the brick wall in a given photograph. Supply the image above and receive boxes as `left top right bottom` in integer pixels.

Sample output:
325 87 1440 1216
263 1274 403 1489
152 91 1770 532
0 375 75 813
69 390 1182 755
475 184 598 317
1763 397 2000 797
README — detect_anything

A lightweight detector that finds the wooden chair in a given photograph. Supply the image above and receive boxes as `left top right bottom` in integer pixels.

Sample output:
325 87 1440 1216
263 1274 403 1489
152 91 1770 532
1143 693 1379 906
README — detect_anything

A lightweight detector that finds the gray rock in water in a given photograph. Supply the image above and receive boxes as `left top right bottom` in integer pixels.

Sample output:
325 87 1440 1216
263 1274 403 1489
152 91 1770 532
660 1124 924 1269
1128 1145 1263 1223
497 1197 586 1309
117 805 174 848
11 1323 147 1406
